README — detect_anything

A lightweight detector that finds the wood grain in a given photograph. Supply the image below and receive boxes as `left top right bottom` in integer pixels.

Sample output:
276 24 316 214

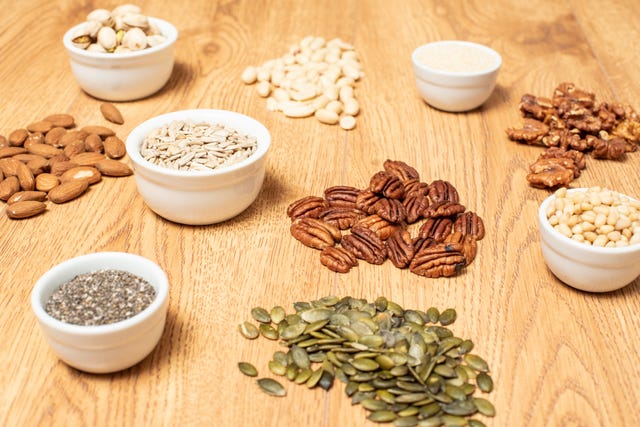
1 1 639 426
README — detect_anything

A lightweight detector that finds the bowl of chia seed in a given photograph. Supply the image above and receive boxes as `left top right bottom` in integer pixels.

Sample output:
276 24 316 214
31 252 169 374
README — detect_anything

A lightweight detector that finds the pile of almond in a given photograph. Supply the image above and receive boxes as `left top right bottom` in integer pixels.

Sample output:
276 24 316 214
0 110 132 219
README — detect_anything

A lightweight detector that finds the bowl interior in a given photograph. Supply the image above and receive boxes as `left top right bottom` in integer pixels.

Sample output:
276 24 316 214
412 40 502 78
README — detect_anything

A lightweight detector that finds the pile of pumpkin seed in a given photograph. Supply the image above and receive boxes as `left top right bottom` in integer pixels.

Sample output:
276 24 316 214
238 296 495 427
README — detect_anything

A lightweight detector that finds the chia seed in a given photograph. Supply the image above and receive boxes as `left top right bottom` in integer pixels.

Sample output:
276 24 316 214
45 269 156 326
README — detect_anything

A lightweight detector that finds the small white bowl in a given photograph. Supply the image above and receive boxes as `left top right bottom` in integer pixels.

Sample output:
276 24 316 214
411 41 502 112
31 252 169 374
125 109 271 225
538 189 640 292
62 17 178 101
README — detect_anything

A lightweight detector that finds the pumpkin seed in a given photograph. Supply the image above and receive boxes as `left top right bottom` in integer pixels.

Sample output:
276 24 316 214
238 321 259 339
268 360 287 376
300 307 333 323
464 354 489 373
368 410 397 422
306 367 323 388
397 406 420 417
473 397 496 417
394 415 419 427
250 307 271 323
259 323 279 340
351 358 380 372
270 305 286 324
419 402 442 418
440 414 467 426
467 419 487 427
442 399 477 416
438 308 457 326
425 307 440 323
257 378 286 397
418 416 443 427
362 398 389 411
280 322 307 340
476 372 494 392
238 361 258 377
295 368 312 384
459 339 474 354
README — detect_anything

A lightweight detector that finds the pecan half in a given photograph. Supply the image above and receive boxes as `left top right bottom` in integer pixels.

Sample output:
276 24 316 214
286 195 328 219
369 171 405 199
418 217 453 242
290 217 341 250
453 211 485 240
374 197 407 223
320 246 358 273
383 159 419 182
427 180 460 203
386 229 414 269
324 185 359 208
319 207 367 230
444 231 478 265
356 190 383 215
403 178 429 198
341 226 387 265
355 214 399 240
409 242 466 278
423 201 465 219
403 193 429 224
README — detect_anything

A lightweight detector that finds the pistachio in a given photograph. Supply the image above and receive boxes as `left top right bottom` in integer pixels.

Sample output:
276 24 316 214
87 9 113 26
97 26 117 51
121 27 147 50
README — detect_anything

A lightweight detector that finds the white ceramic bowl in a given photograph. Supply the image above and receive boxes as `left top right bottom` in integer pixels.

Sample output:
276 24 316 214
31 252 169 373
125 109 271 225
538 189 640 292
411 41 502 112
62 17 178 101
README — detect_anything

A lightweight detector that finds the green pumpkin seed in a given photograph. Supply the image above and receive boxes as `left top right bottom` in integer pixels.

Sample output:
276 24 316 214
257 378 286 397
397 406 420 417
433 365 456 378
290 345 311 370
440 414 467 426
361 398 388 411
270 305 286 324
318 369 335 390
425 307 440 323
345 380 359 396
444 384 467 401
459 339 474 354
259 323 279 340
377 389 396 404
467 419 487 427
238 361 258 377
464 354 489 373
394 415 419 427
351 358 380 372
318 295 339 306
250 307 271 323
376 354 396 370
367 410 397 422
442 399 477 416
395 392 431 404
294 368 312 384
473 397 495 417
238 321 259 339
476 372 494 392
300 308 333 323
419 402 442 418
358 382 376 392
438 308 457 326
268 360 287 376
418 416 443 427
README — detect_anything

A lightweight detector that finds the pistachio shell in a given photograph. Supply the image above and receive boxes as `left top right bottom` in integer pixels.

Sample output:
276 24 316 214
86 43 107 53
121 27 147 50
111 4 141 16
87 9 113 26
97 26 117 50
122 12 149 29
146 34 166 47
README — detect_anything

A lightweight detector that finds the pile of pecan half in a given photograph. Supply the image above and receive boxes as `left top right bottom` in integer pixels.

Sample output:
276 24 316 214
506 82 640 188
287 160 484 278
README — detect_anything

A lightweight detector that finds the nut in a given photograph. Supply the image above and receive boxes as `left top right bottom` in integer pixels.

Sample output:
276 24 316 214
103 136 126 159
47 180 89 204
61 166 102 185
81 125 115 138
7 190 47 205
94 158 133 176
341 226 387 265
35 173 60 192
100 103 124 124
320 246 358 273
43 114 75 128
0 176 20 201
287 196 328 220
290 217 342 250
70 152 106 166
6 200 47 219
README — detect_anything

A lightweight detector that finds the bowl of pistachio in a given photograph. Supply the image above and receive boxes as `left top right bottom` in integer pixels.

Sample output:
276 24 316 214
62 5 178 101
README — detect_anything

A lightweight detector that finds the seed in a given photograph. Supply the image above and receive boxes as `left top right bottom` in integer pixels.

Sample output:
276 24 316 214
476 372 494 392
257 378 286 397
280 323 307 340
394 415 419 427
250 307 271 323
238 321 260 339
473 397 496 417
418 417 443 427
306 368 323 388
351 358 380 372
442 399 477 416
259 323 279 340
270 305 286 324
291 345 311 370
419 402 441 418
367 410 397 422
268 360 287 376
294 368 313 384
361 398 388 411
439 308 457 326
238 362 258 377
444 384 467 401
440 414 467 426
468 420 487 427
464 354 489 373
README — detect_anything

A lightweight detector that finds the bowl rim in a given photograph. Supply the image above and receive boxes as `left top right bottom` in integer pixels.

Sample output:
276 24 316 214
62 16 178 59
411 40 502 78
31 251 169 336
538 187 640 255
125 109 272 178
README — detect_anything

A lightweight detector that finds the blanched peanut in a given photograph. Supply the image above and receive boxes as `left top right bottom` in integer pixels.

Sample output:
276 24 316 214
241 35 363 130
546 187 640 248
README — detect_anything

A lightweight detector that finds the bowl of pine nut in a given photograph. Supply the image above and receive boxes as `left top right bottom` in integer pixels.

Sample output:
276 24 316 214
538 186 640 292
125 109 271 225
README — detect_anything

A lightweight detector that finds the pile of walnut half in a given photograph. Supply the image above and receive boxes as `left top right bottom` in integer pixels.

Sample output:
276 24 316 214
287 160 485 278
506 82 640 188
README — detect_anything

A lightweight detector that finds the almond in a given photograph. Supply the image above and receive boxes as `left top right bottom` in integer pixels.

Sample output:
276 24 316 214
6 200 47 219
0 158 21 176
84 133 104 153
103 136 126 159
35 173 60 192
70 152 106 166
95 158 133 177
27 143 62 158
27 120 53 134
50 160 79 176
12 153 43 163
15 161 35 191
48 179 89 203
7 190 47 204
26 156 49 175
59 130 89 147
24 132 44 148
61 166 101 185
100 103 124 125
81 125 115 137
0 146 27 158
44 127 67 147
43 113 75 129
8 129 28 146
0 175 20 200
0 134 7 148
64 140 87 158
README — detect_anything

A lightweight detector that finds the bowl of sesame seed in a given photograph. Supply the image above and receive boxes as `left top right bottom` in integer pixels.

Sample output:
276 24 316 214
31 251 169 373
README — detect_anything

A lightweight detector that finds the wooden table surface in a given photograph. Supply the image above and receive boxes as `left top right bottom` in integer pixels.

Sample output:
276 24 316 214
2 1 640 426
